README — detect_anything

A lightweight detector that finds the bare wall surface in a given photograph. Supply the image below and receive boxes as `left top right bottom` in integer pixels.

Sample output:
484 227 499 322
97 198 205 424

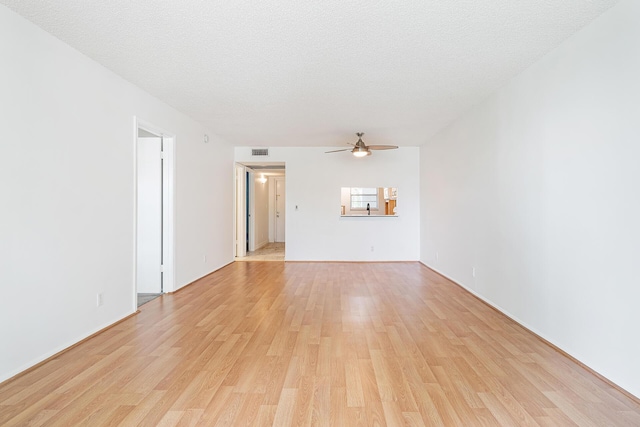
0 5 233 383
420 0 640 398
235 147 420 261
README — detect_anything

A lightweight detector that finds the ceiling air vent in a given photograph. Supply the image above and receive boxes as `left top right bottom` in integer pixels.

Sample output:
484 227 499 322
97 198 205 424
251 148 269 157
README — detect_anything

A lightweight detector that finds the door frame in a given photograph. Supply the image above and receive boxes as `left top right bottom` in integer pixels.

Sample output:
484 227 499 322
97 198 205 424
247 169 256 252
234 164 247 258
133 117 175 311
234 165 263 255
234 165 259 255
274 177 285 243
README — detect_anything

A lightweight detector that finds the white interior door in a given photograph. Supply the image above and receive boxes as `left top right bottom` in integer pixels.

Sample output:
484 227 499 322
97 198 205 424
275 177 285 242
137 137 163 293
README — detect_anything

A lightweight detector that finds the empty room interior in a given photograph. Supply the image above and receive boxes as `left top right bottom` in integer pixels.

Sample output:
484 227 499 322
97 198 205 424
1 0 639 425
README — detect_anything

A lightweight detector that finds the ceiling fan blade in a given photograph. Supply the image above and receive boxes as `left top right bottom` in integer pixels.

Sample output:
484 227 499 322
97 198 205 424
325 148 352 153
368 145 398 150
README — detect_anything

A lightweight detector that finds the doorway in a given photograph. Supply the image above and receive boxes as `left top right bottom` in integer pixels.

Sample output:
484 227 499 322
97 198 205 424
135 119 174 308
234 163 285 260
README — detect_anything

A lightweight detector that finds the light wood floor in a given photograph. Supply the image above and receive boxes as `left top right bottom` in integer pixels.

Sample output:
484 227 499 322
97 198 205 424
1 262 639 426
235 243 285 262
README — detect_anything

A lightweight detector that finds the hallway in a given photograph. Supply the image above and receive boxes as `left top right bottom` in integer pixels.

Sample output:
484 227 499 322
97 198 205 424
235 242 284 262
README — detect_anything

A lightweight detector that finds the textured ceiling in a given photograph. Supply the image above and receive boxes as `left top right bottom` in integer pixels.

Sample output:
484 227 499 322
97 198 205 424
2 0 620 147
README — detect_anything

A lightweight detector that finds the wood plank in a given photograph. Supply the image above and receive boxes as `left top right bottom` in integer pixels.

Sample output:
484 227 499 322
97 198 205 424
1 262 638 425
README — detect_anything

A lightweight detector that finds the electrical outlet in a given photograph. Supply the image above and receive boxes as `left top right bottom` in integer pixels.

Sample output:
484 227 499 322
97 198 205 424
97 293 103 307
203 255 207 263
371 246 374 252
472 267 476 278
436 251 439 261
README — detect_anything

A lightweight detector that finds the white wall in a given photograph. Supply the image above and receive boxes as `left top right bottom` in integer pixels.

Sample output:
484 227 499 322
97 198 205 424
235 147 420 261
0 6 234 383
175 131 234 286
420 0 640 398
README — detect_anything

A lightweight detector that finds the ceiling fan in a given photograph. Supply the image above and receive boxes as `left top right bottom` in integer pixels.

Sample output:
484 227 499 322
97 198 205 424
325 132 398 157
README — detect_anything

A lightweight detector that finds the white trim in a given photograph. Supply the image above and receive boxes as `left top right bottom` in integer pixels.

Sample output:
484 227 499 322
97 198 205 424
161 134 175 293
234 164 247 257
274 177 286 243
419 261 554 353
268 177 275 242
1 311 134 384
417 260 640 399
247 170 256 252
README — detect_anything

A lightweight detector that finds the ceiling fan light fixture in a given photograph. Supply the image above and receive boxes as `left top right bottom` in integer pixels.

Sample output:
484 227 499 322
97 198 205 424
353 150 370 157
325 132 396 156
351 142 371 157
